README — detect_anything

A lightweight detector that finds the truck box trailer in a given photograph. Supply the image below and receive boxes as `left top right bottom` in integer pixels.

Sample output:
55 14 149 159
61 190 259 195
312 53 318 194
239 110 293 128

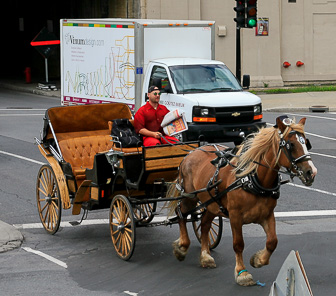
60 18 265 143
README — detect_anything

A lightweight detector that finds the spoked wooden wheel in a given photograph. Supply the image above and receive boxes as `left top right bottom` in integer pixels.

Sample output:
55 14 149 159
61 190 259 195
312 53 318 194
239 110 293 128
133 202 157 225
36 164 62 235
192 206 223 250
110 195 136 260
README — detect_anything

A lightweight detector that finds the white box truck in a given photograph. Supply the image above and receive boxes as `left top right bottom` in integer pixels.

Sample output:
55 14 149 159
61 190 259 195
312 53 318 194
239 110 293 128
60 18 265 143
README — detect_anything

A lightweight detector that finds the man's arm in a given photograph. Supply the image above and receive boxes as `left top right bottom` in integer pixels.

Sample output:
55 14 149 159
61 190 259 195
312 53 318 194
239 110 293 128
138 128 162 139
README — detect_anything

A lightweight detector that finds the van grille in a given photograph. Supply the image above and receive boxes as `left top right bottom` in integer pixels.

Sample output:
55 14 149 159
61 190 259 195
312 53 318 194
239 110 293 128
215 106 254 124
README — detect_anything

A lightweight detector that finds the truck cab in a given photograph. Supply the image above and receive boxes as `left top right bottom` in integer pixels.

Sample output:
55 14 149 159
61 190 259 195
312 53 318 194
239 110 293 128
142 58 265 143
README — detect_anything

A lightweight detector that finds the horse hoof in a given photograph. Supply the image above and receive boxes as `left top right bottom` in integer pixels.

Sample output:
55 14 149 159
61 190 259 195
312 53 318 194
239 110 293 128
200 250 216 268
235 271 256 286
172 239 188 261
250 250 267 268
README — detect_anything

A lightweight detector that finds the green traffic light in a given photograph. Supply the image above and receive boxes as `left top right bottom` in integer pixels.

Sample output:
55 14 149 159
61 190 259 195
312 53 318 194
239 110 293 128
248 19 257 27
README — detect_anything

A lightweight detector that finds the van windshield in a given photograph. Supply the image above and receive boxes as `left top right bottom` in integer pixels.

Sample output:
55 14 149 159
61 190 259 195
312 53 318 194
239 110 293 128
169 64 242 94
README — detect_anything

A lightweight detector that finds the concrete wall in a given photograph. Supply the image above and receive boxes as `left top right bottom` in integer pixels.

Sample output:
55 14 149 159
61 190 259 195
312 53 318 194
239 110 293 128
140 0 336 87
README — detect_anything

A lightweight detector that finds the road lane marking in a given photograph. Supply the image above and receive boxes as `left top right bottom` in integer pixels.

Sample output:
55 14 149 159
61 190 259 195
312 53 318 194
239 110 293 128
14 208 336 230
0 114 44 116
287 113 336 121
266 122 336 142
0 150 44 165
22 247 67 268
310 152 336 159
305 131 336 141
287 182 336 196
0 109 46 111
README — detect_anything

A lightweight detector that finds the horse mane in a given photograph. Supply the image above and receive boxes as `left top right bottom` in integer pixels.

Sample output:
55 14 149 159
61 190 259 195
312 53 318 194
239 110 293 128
235 120 305 177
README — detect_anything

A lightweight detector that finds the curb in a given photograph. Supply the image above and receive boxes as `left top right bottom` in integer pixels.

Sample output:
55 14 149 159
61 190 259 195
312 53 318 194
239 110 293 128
0 81 60 98
0 221 23 253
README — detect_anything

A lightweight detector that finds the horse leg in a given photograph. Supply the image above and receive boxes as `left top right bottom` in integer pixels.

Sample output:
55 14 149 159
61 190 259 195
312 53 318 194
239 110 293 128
230 217 256 286
172 199 194 261
250 214 278 268
172 217 190 261
199 210 217 268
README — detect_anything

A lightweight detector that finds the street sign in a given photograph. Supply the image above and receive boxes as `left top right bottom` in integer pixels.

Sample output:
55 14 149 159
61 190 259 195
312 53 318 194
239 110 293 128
30 27 60 59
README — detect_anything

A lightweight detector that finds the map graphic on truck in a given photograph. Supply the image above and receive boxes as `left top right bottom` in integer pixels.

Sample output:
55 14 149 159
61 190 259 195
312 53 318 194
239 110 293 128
61 21 135 107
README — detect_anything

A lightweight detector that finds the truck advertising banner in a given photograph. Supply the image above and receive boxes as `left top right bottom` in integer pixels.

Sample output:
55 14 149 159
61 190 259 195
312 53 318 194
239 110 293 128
61 21 135 108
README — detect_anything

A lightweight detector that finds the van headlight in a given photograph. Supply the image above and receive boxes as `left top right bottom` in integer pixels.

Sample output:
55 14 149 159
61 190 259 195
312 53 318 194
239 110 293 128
253 104 263 120
254 105 261 114
201 108 209 116
193 106 216 123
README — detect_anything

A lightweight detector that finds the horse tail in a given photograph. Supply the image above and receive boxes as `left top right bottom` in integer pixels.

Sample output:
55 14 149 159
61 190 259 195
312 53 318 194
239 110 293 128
166 179 181 217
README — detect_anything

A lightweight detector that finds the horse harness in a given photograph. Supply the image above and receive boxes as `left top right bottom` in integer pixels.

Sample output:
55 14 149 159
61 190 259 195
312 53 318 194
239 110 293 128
176 126 312 219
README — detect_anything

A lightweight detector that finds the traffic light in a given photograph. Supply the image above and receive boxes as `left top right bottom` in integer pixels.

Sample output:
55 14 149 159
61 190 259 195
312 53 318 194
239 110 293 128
246 0 257 28
234 0 246 28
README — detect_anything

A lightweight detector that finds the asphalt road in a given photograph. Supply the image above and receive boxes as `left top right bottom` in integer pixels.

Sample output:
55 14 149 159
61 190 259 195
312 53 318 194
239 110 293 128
0 89 336 296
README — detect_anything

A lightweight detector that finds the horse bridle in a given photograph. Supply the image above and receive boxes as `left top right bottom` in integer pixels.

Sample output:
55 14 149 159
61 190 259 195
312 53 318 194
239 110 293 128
277 129 312 179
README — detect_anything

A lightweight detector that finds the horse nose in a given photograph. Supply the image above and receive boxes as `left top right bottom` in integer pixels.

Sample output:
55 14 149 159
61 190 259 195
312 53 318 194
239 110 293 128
309 161 317 177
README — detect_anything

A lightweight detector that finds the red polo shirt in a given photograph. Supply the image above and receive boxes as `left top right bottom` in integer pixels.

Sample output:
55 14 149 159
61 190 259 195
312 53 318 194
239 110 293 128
134 102 170 134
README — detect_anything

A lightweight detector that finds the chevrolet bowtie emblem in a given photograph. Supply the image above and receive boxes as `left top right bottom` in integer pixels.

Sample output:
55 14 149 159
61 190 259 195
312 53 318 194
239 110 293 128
231 112 240 117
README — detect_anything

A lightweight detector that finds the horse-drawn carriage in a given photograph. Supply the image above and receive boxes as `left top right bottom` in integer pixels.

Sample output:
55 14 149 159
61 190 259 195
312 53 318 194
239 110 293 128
35 102 316 286
34 103 223 260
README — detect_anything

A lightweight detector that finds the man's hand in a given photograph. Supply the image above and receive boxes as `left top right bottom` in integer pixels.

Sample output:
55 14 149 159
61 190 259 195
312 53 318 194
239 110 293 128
152 131 162 139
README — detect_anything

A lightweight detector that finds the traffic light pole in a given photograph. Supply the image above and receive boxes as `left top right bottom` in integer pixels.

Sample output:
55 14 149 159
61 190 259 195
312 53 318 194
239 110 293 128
236 26 241 83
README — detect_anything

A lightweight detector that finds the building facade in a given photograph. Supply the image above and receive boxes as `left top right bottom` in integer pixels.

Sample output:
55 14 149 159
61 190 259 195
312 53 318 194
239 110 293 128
2 0 335 87
141 0 336 87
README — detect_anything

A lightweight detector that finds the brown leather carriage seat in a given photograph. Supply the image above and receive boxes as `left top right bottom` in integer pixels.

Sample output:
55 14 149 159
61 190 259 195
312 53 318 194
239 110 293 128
58 135 113 181
45 103 133 182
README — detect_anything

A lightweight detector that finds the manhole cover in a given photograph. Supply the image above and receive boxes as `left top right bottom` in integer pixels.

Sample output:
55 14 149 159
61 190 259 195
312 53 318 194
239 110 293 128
309 105 329 113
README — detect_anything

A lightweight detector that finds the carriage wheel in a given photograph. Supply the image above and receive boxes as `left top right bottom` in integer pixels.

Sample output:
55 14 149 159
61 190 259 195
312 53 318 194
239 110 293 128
110 194 136 260
192 208 223 250
133 202 157 225
36 164 62 235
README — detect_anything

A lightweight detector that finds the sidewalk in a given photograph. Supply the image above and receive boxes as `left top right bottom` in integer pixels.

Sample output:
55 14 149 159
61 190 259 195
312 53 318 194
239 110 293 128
0 221 23 253
0 79 335 112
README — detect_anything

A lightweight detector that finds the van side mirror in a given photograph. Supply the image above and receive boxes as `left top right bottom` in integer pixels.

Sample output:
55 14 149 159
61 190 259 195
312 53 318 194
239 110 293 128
242 75 250 89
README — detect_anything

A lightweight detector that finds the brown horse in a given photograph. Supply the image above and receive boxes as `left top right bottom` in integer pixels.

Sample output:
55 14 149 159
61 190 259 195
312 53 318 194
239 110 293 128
168 116 317 286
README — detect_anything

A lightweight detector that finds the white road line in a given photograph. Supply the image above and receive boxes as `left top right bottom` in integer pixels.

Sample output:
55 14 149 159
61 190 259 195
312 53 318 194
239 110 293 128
310 152 336 159
287 113 336 121
0 114 44 116
305 131 336 141
124 291 138 296
0 150 44 165
266 122 336 142
0 109 46 111
22 247 67 268
14 207 336 230
287 182 336 197
274 210 336 218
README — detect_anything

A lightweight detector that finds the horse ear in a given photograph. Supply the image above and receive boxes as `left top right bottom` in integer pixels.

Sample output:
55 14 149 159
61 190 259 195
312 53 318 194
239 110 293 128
298 117 306 125
276 117 286 132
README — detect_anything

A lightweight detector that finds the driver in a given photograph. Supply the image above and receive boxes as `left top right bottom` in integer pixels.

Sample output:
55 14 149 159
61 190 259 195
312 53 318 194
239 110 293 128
134 85 178 146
